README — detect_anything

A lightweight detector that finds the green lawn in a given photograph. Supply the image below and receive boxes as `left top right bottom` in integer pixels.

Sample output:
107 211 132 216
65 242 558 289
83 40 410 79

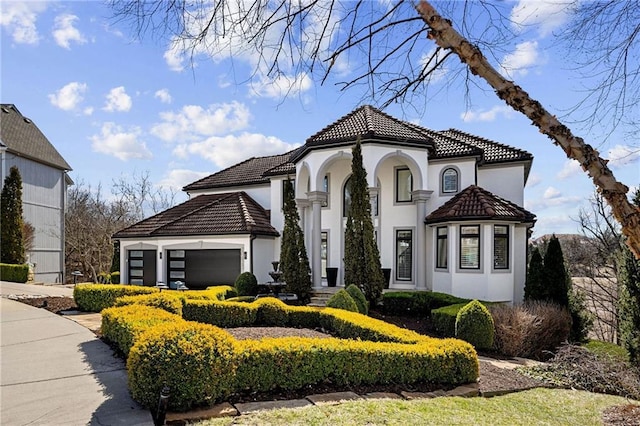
195 388 637 425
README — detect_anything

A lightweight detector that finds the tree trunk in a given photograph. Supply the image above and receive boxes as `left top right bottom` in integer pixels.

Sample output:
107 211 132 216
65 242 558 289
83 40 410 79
416 0 640 259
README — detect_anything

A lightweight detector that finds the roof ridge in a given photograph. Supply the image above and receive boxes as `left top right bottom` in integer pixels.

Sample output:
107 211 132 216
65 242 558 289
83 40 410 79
152 194 231 234
443 128 531 157
238 192 257 229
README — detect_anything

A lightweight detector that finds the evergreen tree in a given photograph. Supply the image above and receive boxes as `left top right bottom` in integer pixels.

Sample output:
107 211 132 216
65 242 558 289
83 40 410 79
542 235 570 307
524 246 544 301
617 188 640 363
110 241 120 273
343 139 385 303
280 178 312 304
1 166 25 264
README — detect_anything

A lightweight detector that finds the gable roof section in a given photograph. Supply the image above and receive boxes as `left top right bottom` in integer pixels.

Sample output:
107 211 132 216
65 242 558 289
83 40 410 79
183 149 298 192
439 129 532 164
113 192 279 238
0 104 71 170
425 185 536 224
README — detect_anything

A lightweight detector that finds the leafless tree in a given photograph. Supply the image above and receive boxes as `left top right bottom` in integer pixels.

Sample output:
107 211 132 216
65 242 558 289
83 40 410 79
109 0 640 257
112 170 177 222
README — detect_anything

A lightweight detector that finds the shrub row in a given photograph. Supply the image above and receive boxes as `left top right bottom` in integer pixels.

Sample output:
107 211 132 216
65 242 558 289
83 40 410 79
121 308 477 411
383 291 469 316
0 263 29 283
74 284 158 312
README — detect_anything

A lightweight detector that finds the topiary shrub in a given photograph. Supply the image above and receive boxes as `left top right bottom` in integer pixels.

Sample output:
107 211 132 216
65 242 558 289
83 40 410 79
73 284 158 312
0 263 29 283
183 300 258 328
254 297 289 326
431 303 466 337
455 300 494 350
234 272 258 297
326 289 359 313
127 322 236 411
346 284 369 315
114 293 184 316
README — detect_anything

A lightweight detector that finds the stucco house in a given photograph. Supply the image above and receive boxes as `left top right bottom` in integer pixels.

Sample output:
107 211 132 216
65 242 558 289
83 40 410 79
114 105 535 303
1 104 72 283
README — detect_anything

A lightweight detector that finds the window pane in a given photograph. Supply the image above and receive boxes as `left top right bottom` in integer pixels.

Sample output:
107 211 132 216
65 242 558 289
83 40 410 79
170 260 185 268
130 259 143 268
169 250 185 258
130 269 143 277
495 225 508 235
343 177 352 217
443 168 458 193
130 279 144 285
396 169 412 202
460 237 479 268
129 250 143 258
322 175 329 207
461 226 478 235
321 232 328 278
396 230 412 280
494 226 509 269
436 227 448 269
170 270 185 279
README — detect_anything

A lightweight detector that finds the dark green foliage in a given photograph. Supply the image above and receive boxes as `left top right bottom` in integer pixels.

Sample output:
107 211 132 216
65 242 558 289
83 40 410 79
234 271 259 296
326 289 359 312
431 303 467 337
280 178 312 304
1 166 25 264
524 246 544 301
543 236 570 307
455 300 495 350
343 139 385 303
110 241 120 273
383 291 470 316
568 288 593 343
255 297 290 326
0 263 29 283
183 300 258 327
618 238 640 364
346 284 369 314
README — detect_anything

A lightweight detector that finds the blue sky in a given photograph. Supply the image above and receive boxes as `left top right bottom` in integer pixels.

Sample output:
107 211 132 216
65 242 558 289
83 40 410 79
1 0 638 238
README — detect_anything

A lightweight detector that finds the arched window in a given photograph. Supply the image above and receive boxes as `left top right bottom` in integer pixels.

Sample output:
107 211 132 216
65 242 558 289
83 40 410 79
343 176 352 217
442 167 459 193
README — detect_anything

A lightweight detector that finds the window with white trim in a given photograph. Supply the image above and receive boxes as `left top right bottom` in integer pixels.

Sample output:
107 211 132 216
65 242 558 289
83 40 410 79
343 176 352 217
396 230 413 280
436 226 448 269
493 225 509 269
459 225 480 269
396 168 412 202
321 231 328 278
322 175 329 207
442 168 459 193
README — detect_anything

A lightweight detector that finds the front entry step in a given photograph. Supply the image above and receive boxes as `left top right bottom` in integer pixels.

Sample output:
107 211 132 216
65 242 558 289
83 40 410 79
308 287 343 307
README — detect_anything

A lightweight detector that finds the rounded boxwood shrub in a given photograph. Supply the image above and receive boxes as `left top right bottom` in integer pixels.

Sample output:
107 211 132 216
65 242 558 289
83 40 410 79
326 289 359 313
127 322 236 411
346 284 369 315
234 272 258 296
455 300 494 350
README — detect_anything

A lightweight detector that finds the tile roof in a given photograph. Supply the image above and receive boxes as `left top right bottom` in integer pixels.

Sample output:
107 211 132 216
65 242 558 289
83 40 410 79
425 185 536 224
439 129 532 163
303 104 435 148
113 192 279 238
183 150 298 191
0 104 71 170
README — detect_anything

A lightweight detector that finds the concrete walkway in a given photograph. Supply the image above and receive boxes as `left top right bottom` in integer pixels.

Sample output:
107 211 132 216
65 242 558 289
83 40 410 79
0 281 152 425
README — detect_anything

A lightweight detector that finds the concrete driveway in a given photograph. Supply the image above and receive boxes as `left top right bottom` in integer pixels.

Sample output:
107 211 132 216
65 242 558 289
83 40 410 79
0 281 152 425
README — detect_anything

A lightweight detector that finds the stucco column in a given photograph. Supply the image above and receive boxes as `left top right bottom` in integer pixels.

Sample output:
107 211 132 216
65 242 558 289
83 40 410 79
307 191 327 288
412 190 432 290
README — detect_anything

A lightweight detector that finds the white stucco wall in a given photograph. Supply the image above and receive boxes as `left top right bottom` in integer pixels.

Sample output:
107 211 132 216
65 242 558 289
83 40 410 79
477 164 526 206
188 185 271 210
252 236 277 283
427 158 477 212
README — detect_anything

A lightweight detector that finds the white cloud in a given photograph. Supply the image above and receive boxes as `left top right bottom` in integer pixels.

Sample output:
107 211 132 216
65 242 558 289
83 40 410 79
48 82 87 111
543 187 562 199
151 102 252 143
418 47 449 84
0 2 47 45
154 89 172 104
90 122 152 161
510 0 575 37
103 86 132 112
557 159 582 179
526 186 582 211
52 13 86 49
526 173 542 188
500 41 541 78
461 105 514 123
175 132 298 169
249 72 313 99
607 145 640 168
157 169 210 190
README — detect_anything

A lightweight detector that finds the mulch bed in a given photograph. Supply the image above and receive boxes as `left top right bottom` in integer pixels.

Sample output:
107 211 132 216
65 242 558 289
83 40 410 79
9 296 639 423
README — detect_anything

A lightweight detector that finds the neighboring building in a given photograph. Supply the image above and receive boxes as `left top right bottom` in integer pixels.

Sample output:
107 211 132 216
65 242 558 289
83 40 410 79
0 104 72 283
114 105 535 303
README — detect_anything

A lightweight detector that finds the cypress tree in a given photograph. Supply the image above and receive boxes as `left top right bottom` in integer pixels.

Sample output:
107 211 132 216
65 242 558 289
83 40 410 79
617 188 640 363
280 178 312 304
343 139 385 303
542 235 570 307
1 166 25 264
524 246 544 301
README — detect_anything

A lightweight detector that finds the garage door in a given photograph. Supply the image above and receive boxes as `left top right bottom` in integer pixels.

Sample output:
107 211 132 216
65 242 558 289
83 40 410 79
167 249 241 289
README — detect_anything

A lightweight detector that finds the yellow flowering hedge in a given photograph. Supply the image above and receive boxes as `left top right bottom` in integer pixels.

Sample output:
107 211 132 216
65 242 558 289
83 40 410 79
101 304 181 356
74 284 158 312
115 293 185 316
101 287 478 411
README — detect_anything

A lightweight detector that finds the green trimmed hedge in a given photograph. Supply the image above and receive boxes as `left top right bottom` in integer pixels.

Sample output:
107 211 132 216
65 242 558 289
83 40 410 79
383 291 469 316
115 293 184 316
74 284 158 312
1 263 29 283
183 299 258 328
326 289 359 312
431 303 468 337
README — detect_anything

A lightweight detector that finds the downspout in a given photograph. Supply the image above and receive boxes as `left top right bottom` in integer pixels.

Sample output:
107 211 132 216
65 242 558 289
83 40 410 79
250 233 257 274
